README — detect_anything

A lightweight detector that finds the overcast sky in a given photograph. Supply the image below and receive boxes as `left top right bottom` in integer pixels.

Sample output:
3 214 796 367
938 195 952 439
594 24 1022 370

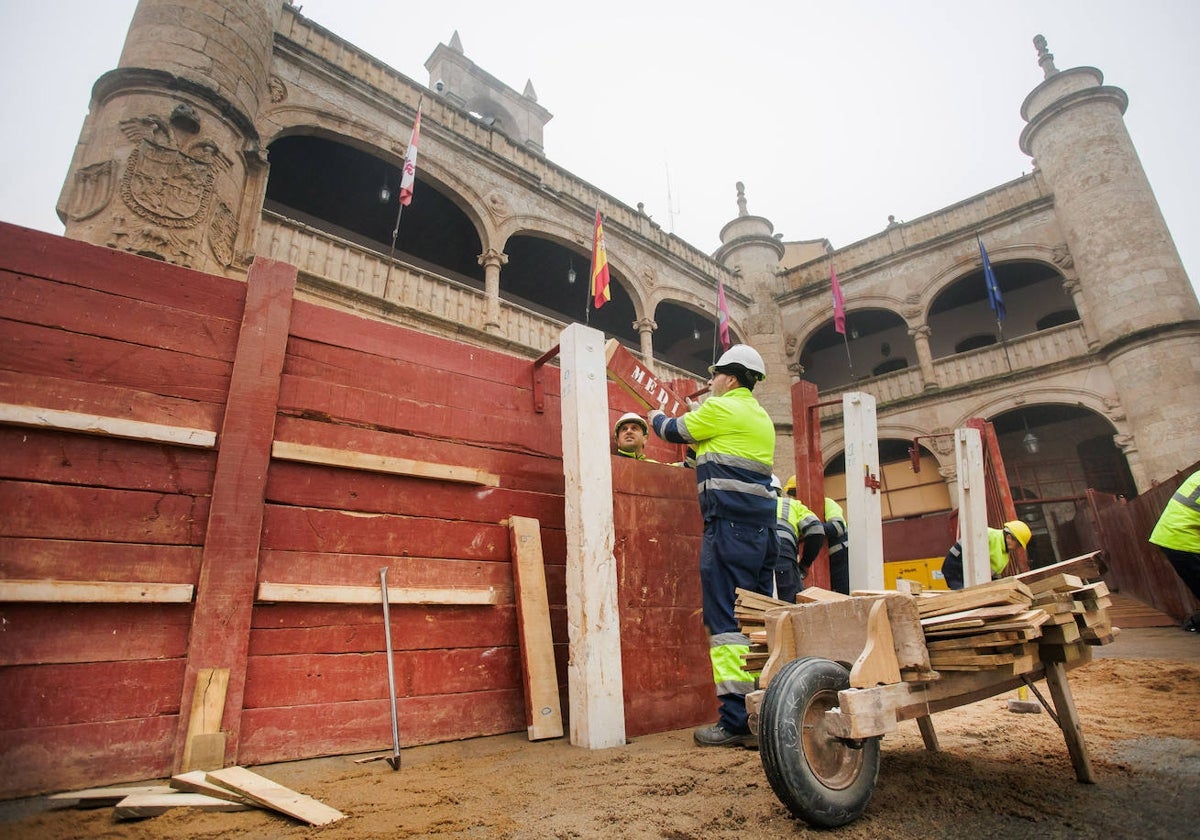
1 1 1196 296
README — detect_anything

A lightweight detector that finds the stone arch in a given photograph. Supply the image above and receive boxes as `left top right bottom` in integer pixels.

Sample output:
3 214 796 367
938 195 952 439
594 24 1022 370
265 119 498 246
793 298 914 392
648 294 742 378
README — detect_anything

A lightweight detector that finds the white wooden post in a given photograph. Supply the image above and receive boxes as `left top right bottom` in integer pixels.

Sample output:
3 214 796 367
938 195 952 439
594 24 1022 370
955 427 990 588
842 392 883 592
558 324 626 749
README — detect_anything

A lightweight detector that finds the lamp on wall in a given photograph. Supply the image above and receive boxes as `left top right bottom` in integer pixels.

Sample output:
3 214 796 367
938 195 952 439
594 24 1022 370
1022 414 1040 455
693 315 701 341
378 167 391 203
567 260 576 285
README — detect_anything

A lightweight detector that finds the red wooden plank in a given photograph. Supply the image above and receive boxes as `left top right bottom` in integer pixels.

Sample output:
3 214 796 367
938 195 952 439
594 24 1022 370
0 319 232 404
0 270 239 359
243 648 521 708
236 689 525 765
257 549 514 591
278 373 561 458
0 716 177 799
274 415 564 495
0 370 225 432
176 257 297 772
289 299 553 390
0 481 208 543
0 660 183 729
287 341 549 417
264 461 566 529
0 604 192 666
261 505 511 561
248 604 519 655
0 539 201 582
612 455 698 499
0 428 215 494
623 683 712 738
0 222 245 320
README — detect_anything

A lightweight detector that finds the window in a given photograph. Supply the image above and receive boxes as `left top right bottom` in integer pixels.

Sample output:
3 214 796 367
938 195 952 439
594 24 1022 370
955 333 997 353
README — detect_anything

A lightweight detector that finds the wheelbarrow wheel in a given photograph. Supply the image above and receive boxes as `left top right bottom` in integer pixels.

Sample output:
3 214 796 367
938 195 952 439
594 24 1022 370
759 656 880 828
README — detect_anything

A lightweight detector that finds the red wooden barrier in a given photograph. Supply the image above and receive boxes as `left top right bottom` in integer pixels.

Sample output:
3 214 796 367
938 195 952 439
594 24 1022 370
0 222 714 797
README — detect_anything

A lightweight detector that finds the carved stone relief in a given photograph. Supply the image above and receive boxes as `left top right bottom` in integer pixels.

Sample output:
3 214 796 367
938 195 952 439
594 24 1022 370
64 160 116 221
111 111 237 267
268 75 287 103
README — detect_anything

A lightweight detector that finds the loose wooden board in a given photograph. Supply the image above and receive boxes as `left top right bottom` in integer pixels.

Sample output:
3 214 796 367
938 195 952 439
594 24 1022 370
271 440 500 487
170 770 253 804
255 582 500 605
48 785 175 805
205 766 344 826
114 792 252 819
0 579 194 604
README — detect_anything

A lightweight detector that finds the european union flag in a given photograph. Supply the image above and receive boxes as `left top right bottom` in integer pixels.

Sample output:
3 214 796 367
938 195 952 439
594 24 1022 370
978 237 1006 322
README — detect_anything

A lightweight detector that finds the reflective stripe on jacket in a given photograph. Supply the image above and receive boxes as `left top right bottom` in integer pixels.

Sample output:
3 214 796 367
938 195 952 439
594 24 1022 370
1149 470 1200 553
652 387 774 524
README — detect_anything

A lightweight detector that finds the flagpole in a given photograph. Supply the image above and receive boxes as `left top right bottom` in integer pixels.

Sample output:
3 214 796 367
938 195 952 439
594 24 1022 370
997 317 1013 371
384 97 423 301
842 331 854 376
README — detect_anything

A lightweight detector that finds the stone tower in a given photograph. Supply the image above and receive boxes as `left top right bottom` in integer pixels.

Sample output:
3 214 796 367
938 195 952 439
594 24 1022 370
1019 36 1200 486
56 0 283 274
714 182 792 470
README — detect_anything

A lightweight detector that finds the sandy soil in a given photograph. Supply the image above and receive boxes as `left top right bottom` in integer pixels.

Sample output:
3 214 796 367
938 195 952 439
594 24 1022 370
6 643 1200 840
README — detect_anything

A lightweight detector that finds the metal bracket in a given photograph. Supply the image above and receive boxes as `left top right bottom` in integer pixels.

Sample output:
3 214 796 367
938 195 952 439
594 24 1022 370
531 344 560 413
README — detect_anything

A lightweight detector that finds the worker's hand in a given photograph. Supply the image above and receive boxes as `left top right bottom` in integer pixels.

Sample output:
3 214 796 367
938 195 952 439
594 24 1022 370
685 396 699 411
647 408 664 431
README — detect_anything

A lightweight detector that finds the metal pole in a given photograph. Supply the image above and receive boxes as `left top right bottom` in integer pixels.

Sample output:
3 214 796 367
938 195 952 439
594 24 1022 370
379 566 401 770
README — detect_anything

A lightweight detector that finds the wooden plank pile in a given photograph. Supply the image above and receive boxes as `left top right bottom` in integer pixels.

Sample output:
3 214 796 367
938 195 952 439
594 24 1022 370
916 560 1117 673
45 767 343 826
735 587 850 671
916 578 1046 674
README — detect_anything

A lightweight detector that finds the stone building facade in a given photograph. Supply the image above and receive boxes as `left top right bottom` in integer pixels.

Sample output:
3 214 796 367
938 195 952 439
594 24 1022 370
56 1 1200 563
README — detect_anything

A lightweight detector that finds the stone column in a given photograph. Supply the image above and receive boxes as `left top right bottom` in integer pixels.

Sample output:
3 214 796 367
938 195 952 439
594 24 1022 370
57 0 283 275
1060 278 1099 350
1020 35 1200 488
478 248 508 334
633 317 657 369
908 324 938 390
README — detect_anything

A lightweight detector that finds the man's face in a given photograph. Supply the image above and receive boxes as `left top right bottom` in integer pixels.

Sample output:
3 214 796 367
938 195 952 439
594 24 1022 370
616 421 647 455
710 371 734 397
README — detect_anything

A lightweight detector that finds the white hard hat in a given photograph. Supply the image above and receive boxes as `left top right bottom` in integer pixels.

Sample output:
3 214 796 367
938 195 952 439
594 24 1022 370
613 411 648 436
708 344 766 380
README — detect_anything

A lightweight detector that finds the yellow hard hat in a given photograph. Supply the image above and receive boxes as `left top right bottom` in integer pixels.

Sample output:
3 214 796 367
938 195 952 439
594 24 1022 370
1003 520 1032 549
784 475 797 494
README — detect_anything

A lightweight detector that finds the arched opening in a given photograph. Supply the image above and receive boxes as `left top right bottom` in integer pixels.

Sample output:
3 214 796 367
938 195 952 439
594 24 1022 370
501 234 639 347
928 260 1077 359
798 308 914 391
265 134 484 282
990 404 1135 566
651 300 740 379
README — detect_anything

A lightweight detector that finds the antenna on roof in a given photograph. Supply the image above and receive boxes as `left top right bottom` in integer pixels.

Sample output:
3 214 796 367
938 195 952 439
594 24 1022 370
665 158 680 235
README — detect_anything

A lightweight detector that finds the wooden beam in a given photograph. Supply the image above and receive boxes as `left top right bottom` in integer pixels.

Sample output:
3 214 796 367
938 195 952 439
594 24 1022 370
205 766 344 826
255 582 499 605
181 668 229 773
271 440 500 487
0 403 217 448
114 792 252 819
0 579 193 603
174 258 297 773
561 325 625 749
508 516 564 741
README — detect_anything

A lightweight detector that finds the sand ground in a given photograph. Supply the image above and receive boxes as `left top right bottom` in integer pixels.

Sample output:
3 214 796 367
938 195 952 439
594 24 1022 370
3 626 1198 839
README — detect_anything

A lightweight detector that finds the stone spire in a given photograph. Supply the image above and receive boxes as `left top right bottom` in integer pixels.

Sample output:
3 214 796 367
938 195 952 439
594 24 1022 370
1033 34 1058 79
736 181 748 217
57 0 283 274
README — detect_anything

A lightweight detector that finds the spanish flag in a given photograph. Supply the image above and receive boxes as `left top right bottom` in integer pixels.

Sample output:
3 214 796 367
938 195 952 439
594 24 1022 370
590 209 610 309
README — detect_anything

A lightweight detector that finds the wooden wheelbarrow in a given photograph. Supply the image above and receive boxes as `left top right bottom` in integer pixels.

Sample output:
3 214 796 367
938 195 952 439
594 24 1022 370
744 592 1096 829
